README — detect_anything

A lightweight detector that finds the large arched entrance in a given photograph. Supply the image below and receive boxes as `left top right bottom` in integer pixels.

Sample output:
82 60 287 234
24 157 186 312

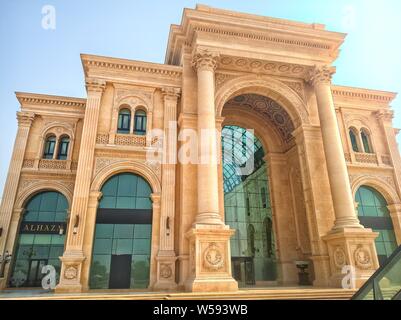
9 191 68 288
89 173 153 289
355 185 398 266
222 125 277 287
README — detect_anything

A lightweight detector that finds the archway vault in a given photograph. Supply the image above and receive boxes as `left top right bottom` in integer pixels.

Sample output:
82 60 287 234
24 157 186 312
215 74 310 128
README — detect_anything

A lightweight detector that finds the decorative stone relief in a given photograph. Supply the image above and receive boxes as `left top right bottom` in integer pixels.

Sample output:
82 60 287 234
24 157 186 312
354 245 372 270
64 265 78 280
282 81 305 101
219 56 310 79
160 264 173 279
349 174 396 191
203 242 224 271
215 73 240 89
224 94 295 142
333 246 346 269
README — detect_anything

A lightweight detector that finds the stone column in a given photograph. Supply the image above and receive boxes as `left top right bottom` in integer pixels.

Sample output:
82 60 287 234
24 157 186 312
308 65 362 230
185 48 237 292
387 204 401 245
0 112 35 258
153 87 180 290
309 66 379 287
56 78 106 293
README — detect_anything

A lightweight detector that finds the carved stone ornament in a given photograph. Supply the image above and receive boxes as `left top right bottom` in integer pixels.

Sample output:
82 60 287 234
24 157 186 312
203 242 224 271
64 265 78 280
160 264 173 279
354 245 372 270
192 48 220 72
308 65 335 86
333 246 346 269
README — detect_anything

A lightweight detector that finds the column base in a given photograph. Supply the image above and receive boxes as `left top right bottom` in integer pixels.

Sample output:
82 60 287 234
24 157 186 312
0 278 6 290
153 251 178 291
55 250 86 293
323 228 379 289
185 223 238 293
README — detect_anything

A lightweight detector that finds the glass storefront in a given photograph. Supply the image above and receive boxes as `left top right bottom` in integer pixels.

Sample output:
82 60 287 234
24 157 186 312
89 173 152 289
356 185 398 266
222 126 277 286
9 191 68 287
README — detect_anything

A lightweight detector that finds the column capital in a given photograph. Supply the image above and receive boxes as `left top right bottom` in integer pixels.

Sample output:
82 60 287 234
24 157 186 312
85 78 106 94
374 109 394 122
192 48 220 72
161 87 181 101
16 111 35 127
307 65 335 86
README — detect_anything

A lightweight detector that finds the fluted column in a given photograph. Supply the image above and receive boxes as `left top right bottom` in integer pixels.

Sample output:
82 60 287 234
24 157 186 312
308 66 362 230
153 87 180 290
56 78 105 292
0 112 35 255
192 49 222 226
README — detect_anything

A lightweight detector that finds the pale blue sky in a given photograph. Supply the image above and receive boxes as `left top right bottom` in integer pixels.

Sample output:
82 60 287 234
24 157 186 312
1 0 400 197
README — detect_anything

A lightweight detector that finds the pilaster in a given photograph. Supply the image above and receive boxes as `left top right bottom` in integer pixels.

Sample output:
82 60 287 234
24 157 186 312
56 78 106 293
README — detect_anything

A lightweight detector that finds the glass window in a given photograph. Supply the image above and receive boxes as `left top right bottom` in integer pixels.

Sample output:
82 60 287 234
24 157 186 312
349 129 359 152
356 186 397 265
9 191 68 288
43 135 56 159
361 130 373 154
90 173 153 289
117 108 131 134
134 110 147 135
57 136 70 160
222 125 277 284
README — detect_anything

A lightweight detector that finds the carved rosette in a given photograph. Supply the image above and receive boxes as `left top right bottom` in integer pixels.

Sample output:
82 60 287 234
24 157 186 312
192 48 220 72
203 242 224 271
354 245 372 270
333 246 347 269
64 265 78 280
160 263 173 279
308 65 335 86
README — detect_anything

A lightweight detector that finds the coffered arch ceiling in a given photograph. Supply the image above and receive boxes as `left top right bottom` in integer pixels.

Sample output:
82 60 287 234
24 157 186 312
223 94 295 143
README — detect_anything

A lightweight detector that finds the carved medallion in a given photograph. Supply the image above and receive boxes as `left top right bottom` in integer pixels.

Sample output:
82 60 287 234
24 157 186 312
354 245 372 270
203 243 224 271
160 264 173 279
64 265 78 280
333 247 346 269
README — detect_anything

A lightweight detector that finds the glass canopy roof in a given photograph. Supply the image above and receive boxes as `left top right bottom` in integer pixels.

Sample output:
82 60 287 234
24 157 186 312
222 126 265 193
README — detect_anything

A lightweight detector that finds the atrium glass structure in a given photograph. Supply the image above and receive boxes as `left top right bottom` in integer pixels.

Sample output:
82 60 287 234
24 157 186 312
222 125 277 286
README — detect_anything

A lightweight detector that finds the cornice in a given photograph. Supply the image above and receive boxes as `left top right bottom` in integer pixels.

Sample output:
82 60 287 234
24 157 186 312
16 92 86 109
331 85 397 104
166 5 346 65
81 54 182 80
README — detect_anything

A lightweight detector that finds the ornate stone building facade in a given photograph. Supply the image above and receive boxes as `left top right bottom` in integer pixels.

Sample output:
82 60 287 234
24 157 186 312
0 5 400 293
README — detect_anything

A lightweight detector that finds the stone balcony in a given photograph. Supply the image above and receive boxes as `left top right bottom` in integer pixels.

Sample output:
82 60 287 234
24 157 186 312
345 152 393 167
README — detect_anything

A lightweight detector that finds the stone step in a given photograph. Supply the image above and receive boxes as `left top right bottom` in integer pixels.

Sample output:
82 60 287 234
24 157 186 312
0 288 357 300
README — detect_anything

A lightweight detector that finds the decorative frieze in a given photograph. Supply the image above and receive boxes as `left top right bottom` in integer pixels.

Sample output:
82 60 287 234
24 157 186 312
115 134 146 147
354 153 377 165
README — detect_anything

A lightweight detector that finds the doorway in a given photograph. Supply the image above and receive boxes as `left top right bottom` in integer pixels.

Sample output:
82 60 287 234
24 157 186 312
109 255 132 289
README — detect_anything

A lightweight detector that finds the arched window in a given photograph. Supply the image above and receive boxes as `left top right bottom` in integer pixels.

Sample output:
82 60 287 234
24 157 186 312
9 191 68 287
117 108 131 134
57 136 70 160
90 173 153 289
361 129 373 154
43 135 56 159
134 110 147 135
349 128 359 152
356 186 397 266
